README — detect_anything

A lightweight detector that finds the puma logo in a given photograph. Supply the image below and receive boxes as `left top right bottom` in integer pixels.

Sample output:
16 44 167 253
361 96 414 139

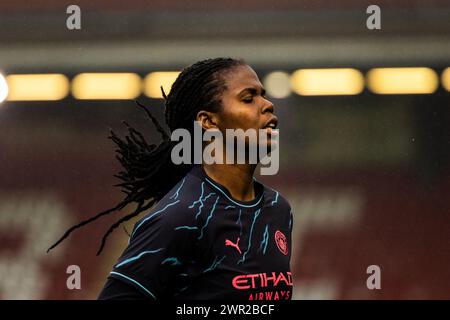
225 237 242 255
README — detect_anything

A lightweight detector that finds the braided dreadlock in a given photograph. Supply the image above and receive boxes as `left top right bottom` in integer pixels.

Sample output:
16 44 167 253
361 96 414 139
47 57 246 255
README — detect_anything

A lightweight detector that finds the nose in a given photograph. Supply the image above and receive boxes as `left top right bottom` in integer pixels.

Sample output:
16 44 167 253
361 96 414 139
261 97 275 114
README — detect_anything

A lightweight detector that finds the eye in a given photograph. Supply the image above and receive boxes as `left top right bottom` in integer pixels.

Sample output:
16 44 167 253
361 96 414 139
242 97 254 103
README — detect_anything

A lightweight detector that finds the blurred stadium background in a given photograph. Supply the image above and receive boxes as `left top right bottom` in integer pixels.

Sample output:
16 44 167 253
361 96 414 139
0 0 449 299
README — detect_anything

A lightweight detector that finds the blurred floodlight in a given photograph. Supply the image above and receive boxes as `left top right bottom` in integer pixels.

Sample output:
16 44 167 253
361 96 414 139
144 72 180 99
6 74 69 101
264 71 291 98
0 73 8 103
291 68 364 96
367 67 438 94
72 73 141 99
441 67 450 92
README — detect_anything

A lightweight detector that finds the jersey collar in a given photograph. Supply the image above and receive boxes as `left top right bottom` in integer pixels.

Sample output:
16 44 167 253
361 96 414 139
190 165 265 208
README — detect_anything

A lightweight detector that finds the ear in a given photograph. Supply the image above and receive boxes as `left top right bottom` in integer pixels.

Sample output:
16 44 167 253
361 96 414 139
196 110 220 131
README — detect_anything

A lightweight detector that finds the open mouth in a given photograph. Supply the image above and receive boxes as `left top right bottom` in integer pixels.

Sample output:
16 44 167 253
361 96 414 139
263 118 278 133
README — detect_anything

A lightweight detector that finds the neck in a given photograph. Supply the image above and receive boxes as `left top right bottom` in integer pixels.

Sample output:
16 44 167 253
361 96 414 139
202 164 257 202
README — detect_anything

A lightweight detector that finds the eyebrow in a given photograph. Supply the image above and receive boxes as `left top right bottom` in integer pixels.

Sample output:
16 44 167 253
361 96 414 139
238 87 266 96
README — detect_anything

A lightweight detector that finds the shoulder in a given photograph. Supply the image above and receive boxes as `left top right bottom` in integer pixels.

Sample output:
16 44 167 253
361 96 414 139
263 184 291 211
261 184 293 229
130 173 204 240
253 183 294 236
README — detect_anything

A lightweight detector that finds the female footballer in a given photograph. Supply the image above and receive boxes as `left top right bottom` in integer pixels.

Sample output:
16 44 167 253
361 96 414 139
48 57 293 300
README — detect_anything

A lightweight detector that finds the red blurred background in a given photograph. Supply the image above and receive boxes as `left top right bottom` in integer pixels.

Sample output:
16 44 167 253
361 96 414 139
0 0 449 299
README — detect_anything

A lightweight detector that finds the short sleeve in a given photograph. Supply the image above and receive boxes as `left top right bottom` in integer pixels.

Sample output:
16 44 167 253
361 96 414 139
109 201 196 300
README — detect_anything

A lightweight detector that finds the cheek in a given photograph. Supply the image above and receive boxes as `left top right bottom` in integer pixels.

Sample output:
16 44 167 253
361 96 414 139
220 103 259 130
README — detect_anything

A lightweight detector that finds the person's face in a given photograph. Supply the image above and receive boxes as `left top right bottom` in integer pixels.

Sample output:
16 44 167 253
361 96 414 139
217 64 277 134
205 64 278 155
196 64 278 165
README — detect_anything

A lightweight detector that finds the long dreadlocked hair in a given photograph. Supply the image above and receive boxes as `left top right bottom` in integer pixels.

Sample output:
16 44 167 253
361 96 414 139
47 57 246 256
